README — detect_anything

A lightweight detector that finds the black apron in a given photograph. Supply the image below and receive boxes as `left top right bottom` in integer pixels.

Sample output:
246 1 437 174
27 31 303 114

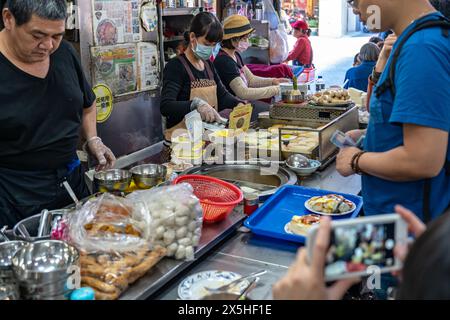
0 164 89 227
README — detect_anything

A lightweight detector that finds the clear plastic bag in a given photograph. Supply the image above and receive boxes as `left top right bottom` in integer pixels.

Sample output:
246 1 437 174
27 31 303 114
127 183 203 261
60 193 166 300
269 27 289 64
65 193 152 253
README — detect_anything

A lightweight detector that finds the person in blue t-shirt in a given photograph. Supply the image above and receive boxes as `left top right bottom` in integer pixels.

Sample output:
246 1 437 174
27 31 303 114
336 0 450 223
344 42 380 92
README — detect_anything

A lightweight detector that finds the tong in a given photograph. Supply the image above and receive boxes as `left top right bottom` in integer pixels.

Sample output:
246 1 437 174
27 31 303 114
204 270 267 294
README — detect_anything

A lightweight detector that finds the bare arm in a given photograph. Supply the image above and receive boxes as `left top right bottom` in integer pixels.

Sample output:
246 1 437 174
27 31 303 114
82 102 98 139
358 124 448 181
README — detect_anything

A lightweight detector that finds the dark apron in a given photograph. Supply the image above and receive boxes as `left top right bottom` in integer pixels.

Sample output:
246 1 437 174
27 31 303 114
0 163 89 227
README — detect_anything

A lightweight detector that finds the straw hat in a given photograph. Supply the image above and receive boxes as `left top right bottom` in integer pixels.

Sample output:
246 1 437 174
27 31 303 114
223 15 254 40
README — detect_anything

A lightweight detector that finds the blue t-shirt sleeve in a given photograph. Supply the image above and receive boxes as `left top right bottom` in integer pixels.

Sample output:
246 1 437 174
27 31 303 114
390 43 450 132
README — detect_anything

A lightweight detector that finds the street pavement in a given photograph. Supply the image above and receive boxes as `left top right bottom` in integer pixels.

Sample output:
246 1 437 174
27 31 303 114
287 32 373 87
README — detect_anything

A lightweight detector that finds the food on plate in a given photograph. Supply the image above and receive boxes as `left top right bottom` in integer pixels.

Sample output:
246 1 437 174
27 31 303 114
307 194 354 214
287 214 321 236
310 89 351 105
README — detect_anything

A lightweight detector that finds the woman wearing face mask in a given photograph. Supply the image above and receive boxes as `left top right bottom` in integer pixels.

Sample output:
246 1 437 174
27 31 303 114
214 15 289 101
160 12 242 142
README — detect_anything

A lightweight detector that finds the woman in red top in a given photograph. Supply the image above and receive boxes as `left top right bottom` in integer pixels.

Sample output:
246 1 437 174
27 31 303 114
284 20 313 67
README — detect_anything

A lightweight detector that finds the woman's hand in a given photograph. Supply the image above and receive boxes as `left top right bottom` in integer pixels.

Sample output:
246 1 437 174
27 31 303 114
393 205 426 275
336 147 362 177
197 104 221 123
273 217 360 300
272 78 290 85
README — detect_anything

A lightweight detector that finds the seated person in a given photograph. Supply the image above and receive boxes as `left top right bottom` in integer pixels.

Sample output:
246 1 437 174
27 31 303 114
214 14 289 102
284 20 313 68
353 53 361 67
160 12 242 142
344 42 380 92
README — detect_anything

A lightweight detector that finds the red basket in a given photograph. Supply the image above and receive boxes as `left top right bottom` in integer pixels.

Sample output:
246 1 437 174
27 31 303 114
173 175 243 223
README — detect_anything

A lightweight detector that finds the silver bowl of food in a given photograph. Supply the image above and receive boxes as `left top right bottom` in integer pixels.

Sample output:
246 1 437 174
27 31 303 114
94 169 132 192
281 91 305 104
12 210 68 242
130 164 167 189
20 276 72 297
12 240 79 284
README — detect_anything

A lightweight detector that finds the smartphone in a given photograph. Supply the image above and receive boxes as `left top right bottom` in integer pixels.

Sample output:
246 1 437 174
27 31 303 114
330 130 364 149
306 214 408 282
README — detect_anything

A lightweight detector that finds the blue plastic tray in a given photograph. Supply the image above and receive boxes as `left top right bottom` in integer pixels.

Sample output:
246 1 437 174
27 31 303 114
244 185 363 244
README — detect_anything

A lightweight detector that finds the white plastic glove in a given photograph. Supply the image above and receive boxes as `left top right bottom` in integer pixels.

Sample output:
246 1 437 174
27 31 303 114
197 104 221 123
86 137 116 171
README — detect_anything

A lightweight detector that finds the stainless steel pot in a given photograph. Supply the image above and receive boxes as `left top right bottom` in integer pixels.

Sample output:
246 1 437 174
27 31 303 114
13 210 68 242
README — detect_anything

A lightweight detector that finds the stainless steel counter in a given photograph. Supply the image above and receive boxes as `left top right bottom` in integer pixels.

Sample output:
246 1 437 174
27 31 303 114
123 162 361 300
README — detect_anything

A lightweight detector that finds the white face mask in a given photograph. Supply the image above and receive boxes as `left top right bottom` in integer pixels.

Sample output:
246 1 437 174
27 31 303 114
236 39 250 53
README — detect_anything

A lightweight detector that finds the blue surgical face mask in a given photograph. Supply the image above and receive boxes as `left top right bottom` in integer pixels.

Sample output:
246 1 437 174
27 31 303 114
193 39 215 60
212 43 221 58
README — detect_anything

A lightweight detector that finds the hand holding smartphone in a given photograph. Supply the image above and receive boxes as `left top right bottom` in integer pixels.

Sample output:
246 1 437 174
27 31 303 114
306 214 408 281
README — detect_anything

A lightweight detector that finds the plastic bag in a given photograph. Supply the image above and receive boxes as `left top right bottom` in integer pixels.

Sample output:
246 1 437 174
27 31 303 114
269 27 289 64
262 0 280 30
127 183 203 261
60 193 166 300
65 193 152 253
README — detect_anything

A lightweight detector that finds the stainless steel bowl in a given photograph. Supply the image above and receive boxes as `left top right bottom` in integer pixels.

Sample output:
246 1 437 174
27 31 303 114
0 241 28 270
286 159 321 176
12 210 68 242
130 164 167 189
94 169 132 192
0 283 20 300
19 276 72 296
281 92 305 104
12 240 79 284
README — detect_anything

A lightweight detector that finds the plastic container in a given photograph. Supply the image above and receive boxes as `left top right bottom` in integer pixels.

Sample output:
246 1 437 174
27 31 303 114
244 185 363 244
315 75 325 92
173 175 243 223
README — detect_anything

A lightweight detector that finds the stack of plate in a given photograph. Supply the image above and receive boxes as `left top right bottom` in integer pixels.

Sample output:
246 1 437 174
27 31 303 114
0 241 28 300
11 240 80 300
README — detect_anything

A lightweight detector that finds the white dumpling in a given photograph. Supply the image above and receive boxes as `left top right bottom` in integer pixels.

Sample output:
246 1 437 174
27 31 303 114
178 237 192 246
175 216 189 227
167 243 178 257
163 230 176 245
185 246 195 260
175 245 186 260
176 226 188 239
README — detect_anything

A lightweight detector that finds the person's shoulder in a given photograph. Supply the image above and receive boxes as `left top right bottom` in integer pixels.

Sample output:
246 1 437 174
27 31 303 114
213 53 234 67
56 40 78 57
164 57 183 72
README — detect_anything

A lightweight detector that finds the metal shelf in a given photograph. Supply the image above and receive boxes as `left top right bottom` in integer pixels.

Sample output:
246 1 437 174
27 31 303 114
162 7 198 16
163 35 184 42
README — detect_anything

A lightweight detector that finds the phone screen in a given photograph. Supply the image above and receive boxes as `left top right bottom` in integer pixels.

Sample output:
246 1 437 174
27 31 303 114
325 222 397 279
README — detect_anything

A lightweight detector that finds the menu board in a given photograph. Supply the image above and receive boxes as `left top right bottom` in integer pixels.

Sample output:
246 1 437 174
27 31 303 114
91 44 138 95
137 42 159 91
92 0 142 46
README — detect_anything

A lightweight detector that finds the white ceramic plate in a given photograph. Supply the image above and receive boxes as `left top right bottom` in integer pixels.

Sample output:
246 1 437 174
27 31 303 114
304 197 356 216
178 270 250 300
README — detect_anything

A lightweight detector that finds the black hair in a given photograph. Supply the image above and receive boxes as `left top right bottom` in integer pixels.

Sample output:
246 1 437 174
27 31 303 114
353 53 361 65
0 0 5 29
359 42 380 62
3 0 66 26
183 12 223 45
430 0 450 19
369 36 383 44
397 209 450 299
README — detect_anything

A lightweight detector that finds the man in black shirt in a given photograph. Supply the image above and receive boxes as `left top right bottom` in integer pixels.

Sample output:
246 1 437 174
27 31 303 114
0 0 116 226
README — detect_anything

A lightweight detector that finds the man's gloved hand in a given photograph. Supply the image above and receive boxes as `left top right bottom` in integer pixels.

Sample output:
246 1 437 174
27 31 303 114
86 137 116 171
